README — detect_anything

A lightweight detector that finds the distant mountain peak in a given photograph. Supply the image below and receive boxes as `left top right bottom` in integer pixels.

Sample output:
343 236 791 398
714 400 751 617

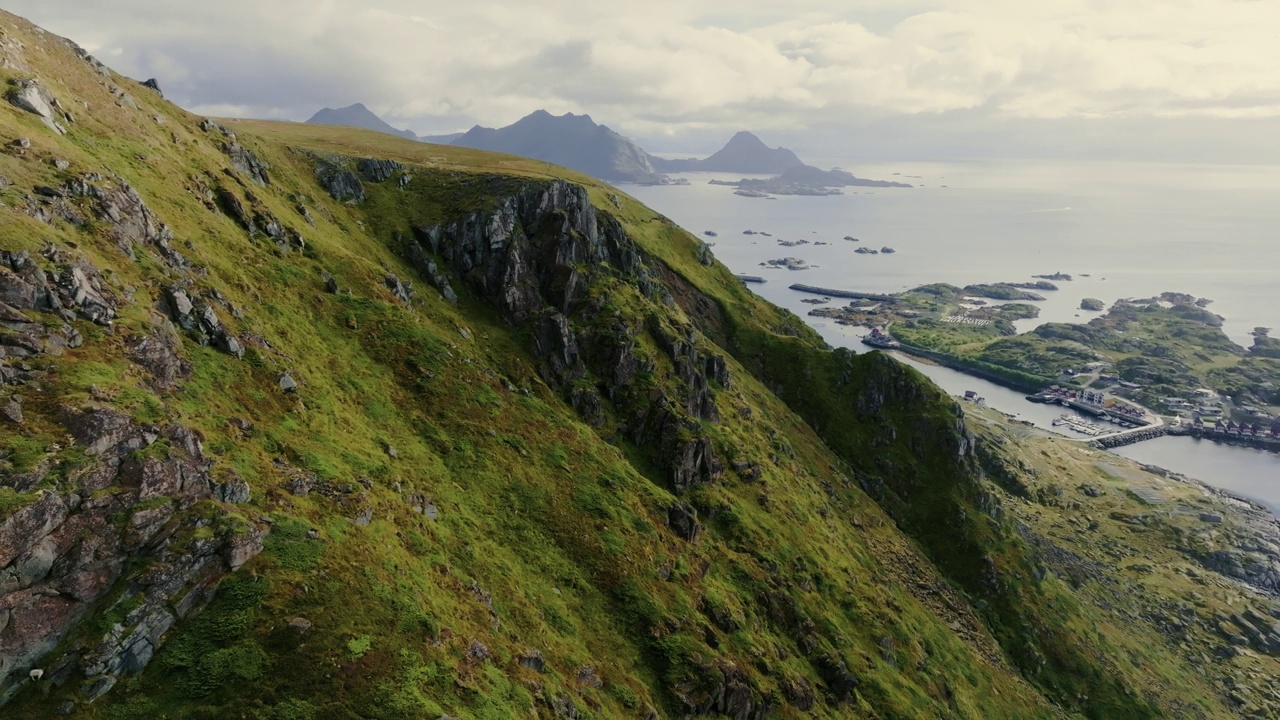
654 130 804 174
452 110 664 183
305 103 418 142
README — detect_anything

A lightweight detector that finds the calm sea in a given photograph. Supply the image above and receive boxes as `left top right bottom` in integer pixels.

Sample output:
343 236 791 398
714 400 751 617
627 161 1280 510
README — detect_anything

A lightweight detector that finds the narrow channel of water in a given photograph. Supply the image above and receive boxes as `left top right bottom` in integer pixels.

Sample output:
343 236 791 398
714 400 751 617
870 347 1280 512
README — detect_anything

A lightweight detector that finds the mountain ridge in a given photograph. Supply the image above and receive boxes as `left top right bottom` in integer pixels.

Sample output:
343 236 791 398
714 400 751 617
2 8 1279 720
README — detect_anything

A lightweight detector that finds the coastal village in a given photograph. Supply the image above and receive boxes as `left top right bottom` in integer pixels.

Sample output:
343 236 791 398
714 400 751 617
719 223 1279 456
791 280 1280 453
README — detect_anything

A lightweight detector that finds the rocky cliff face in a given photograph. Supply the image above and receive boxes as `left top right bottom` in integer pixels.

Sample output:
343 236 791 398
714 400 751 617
410 180 734 498
0 244 265 704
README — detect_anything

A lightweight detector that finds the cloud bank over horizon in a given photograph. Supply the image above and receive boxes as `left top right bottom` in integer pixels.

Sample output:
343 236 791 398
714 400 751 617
8 0 1280 160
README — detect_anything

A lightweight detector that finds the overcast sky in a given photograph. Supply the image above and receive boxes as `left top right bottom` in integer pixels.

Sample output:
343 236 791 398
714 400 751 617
8 0 1280 161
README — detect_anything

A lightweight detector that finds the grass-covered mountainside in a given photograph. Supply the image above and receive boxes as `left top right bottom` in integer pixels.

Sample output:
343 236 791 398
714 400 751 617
3 10 1280 719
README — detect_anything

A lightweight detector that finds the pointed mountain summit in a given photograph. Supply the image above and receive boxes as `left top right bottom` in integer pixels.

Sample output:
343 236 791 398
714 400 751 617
654 131 805 174
696 131 804 173
306 103 419 141
451 110 665 183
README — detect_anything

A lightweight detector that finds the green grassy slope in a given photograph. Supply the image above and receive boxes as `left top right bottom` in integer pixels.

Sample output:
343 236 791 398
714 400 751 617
0 10 1267 720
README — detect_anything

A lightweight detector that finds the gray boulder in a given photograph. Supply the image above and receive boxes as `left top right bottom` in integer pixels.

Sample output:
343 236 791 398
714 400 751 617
6 80 66 134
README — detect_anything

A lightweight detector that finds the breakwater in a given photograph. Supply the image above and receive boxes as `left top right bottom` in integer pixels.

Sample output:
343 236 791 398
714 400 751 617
789 284 896 302
1090 426 1167 449
736 275 766 284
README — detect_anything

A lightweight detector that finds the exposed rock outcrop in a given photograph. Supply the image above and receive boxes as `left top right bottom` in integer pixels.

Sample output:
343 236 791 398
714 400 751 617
356 158 403 183
0 248 116 328
160 286 244 359
404 245 458 306
671 660 771 720
411 179 730 494
222 142 270 186
127 320 190 391
314 157 365 203
27 174 191 269
6 79 67 134
0 410 267 701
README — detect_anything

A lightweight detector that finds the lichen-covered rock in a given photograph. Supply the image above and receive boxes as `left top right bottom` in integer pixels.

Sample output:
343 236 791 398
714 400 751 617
212 473 251 504
384 274 413 305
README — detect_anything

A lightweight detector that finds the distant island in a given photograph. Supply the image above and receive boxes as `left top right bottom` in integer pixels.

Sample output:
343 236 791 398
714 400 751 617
711 164 913 195
806 283 1279 424
654 131 803 174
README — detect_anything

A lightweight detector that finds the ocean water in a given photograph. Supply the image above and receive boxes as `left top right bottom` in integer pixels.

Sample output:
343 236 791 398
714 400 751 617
627 161 1280 509
629 160 1280 346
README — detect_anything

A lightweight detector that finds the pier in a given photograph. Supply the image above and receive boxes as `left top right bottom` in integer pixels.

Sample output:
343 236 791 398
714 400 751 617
789 284 896 302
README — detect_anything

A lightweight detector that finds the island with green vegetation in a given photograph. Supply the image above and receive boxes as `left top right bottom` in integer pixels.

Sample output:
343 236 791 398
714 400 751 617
811 284 1279 425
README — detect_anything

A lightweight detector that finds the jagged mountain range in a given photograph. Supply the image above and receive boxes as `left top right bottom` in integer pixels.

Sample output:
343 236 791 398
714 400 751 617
306 104 875 186
3 8 1280 719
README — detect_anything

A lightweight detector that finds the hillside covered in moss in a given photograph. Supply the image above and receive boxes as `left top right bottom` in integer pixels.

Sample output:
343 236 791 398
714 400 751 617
3 10 1280 719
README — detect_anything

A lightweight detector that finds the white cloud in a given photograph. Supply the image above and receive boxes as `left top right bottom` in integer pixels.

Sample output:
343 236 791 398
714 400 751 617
6 0 1280 141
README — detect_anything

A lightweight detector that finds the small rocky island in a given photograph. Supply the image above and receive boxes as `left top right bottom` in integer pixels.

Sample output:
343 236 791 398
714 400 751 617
762 257 810 270
1080 298 1106 311
712 163 911 196
961 284 1047 301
